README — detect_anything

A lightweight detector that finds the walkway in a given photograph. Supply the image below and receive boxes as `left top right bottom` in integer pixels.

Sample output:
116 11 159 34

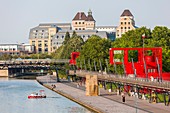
37 76 170 113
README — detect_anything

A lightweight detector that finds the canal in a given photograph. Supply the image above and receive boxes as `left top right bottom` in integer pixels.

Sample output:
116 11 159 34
0 78 93 113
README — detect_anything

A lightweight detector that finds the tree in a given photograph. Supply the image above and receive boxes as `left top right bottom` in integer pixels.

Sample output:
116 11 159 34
78 35 111 70
52 35 84 59
63 31 70 44
72 30 77 38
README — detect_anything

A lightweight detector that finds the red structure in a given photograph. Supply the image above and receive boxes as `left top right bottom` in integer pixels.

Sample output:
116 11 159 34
69 52 80 65
110 47 170 81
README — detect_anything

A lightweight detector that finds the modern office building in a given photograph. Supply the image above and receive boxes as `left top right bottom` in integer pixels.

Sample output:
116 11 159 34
116 9 137 38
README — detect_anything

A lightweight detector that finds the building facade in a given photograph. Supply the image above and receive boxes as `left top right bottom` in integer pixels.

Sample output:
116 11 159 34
0 44 35 56
72 9 95 30
29 9 137 54
29 23 71 53
52 30 107 50
116 9 136 38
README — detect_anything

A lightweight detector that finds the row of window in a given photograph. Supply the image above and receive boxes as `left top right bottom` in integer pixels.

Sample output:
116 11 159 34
75 22 94 26
120 27 131 29
75 28 85 30
75 22 84 24
38 48 48 52
53 42 62 45
0 48 16 51
34 30 48 33
121 22 131 25
33 33 49 36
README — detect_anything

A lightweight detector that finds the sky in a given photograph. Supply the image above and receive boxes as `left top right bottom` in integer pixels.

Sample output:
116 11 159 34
0 0 170 43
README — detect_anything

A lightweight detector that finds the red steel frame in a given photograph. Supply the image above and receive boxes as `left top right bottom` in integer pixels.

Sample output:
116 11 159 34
69 52 80 65
109 47 164 80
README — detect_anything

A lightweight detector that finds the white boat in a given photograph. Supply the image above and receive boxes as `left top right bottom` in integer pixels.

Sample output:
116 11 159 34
28 90 46 99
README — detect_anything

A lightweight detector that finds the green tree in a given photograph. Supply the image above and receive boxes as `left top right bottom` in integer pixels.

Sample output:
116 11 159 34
63 31 70 44
72 31 77 38
78 35 111 70
52 35 84 59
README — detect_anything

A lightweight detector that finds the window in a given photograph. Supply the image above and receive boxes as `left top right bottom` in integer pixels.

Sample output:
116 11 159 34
36 30 38 32
75 28 77 30
62 36 64 38
45 48 48 52
121 27 123 29
125 27 126 29
38 48 42 52
82 22 84 24
38 44 42 47
124 18 127 20
44 43 48 47
42 30 44 32
75 22 77 24
128 27 130 29
79 22 81 24
83 28 85 30
121 22 123 25
125 22 126 24
128 22 130 24
79 28 81 30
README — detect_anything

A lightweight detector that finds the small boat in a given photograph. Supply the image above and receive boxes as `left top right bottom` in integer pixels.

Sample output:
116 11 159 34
28 90 46 99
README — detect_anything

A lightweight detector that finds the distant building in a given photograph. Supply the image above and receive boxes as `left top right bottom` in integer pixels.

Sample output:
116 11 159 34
52 30 107 50
96 26 117 41
29 9 137 54
116 9 137 38
72 9 95 30
0 43 35 56
29 23 71 53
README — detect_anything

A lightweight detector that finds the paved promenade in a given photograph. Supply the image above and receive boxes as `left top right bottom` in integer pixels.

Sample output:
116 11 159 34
36 76 170 113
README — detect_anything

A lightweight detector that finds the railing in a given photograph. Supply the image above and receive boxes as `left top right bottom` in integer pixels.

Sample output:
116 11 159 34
69 70 170 90
0 59 69 64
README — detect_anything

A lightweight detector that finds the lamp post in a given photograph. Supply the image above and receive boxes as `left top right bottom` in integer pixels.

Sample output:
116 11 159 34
142 34 146 58
142 34 148 81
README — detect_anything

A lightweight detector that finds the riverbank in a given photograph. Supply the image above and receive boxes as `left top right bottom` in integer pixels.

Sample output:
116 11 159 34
37 76 149 113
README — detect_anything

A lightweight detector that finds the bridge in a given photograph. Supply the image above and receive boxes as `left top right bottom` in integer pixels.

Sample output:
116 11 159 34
0 59 69 65
0 59 69 77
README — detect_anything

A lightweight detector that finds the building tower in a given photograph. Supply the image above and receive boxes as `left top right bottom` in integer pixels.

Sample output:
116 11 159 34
85 9 95 30
72 12 87 30
116 9 136 38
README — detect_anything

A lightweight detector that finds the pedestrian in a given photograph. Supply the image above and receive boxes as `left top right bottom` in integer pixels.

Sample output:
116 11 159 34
122 93 125 103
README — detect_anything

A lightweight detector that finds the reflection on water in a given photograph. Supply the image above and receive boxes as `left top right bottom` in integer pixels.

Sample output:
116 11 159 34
0 77 8 81
0 78 93 113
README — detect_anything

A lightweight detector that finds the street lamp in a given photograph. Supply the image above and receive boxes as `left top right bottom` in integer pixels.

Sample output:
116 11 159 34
142 34 148 81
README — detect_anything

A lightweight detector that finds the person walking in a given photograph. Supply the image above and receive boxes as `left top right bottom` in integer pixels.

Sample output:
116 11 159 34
122 93 125 103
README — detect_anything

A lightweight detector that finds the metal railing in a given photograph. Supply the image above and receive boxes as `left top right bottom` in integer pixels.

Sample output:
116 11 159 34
69 70 170 90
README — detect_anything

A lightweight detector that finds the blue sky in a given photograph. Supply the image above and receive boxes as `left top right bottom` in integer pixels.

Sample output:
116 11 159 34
0 0 170 43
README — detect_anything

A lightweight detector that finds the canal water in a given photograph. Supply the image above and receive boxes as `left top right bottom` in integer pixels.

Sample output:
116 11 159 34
0 78 93 113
